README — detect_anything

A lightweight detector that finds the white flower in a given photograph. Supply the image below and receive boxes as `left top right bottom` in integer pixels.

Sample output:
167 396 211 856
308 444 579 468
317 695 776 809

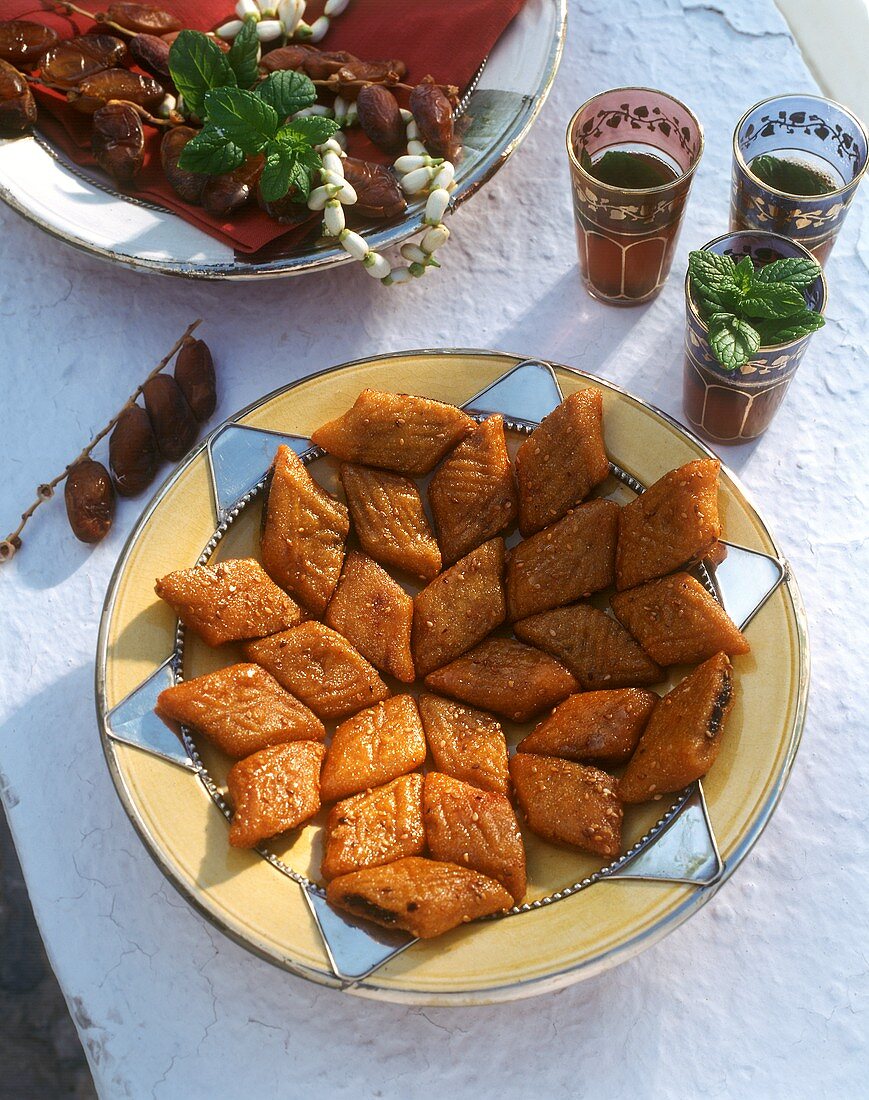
308 16 330 41
307 186 331 210
400 242 427 264
236 0 260 19
339 230 369 261
432 162 454 189
216 19 244 38
324 0 350 15
278 0 306 34
421 224 449 253
322 151 344 177
394 155 427 174
405 119 419 141
406 139 427 156
324 200 345 236
256 19 283 41
388 267 413 285
401 166 434 194
363 252 391 279
424 188 450 225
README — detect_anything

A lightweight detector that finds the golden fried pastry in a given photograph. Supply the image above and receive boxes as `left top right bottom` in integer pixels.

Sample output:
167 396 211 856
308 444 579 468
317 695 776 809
326 856 513 938
506 499 619 621
156 663 325 758
341 463 441 581
324 552 415 682
428 415 518 564
615 459 721 591
227 740 325 849
620 652 735 803
321 773 425 880
311 389 474 475
418 694 509 795
509 754 622 858
154 558 303 647
515 389 609 535
514 603 663 690
611 572 749 666
412 538 506 677
424 637 578 723
260 445 349 614
319 695 426 802
423 772 526 904
517 688 657 766
245 622 389 720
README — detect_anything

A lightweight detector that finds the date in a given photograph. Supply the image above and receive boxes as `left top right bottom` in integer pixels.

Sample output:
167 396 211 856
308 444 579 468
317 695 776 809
65 459 116 544
109 404 158 497
67 69 164 114
174 339 216 422
356 85 404 152
107 4 183 36
0 20 58 69
201 155 264 218
142 374 197 461
0 59 36 133
342 157 406 219
409 80 457 160
129 33 172 82
259 43 321 74
41 35 128 90
161 126 206 204
92 102 145 183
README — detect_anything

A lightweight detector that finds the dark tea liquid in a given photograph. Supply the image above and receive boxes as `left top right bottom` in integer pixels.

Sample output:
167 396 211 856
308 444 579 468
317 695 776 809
748 151 841 196
576 143 685 303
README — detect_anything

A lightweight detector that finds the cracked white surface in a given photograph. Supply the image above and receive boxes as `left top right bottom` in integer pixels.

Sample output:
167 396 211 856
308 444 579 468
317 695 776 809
1 1 868 1096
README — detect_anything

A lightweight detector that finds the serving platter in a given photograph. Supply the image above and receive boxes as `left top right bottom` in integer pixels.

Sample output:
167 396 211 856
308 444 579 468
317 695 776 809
96 350 808 1003
0 0 565 280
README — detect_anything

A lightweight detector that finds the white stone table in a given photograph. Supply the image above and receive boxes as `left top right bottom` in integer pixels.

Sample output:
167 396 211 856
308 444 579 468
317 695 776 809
1 1 867 1095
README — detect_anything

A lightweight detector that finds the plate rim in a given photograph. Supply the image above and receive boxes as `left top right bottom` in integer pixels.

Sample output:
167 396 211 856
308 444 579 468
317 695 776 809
95 348 809 1002
0 0 567 281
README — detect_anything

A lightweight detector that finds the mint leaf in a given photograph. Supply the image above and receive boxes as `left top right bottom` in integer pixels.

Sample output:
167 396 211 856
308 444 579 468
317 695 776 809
283 116 340 146
255 70 317 118
741 282 807 319
177 126 245 174
580 146 593 173
168 30 236 119
260 142 293 203
688 250 739 309
204 87 279 154
754 256 821 288
755 310 825 345
732 255 755 294
750 154 834 197
227 18 260 89
708 313 761 371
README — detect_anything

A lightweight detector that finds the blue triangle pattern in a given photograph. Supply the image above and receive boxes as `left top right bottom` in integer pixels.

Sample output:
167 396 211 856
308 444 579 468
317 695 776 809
713 542 785 631
607 783 723 886
303 887 414 983
464 359 563 421
208 424 313 519
106 657 194 771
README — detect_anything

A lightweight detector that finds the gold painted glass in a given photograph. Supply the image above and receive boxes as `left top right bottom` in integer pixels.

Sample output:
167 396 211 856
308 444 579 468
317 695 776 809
567 88 704 306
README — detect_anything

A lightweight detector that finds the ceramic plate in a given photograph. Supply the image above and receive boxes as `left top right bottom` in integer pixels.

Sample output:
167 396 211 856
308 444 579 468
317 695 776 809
0 0 565 280
96 351 808 1004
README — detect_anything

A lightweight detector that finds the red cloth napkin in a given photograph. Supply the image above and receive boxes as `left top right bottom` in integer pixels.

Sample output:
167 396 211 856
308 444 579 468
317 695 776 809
0 0 526 255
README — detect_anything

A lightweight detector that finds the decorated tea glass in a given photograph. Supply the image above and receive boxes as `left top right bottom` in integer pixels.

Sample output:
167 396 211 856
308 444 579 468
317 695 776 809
566 88 704 305
731 94 868 265
683 231 827 445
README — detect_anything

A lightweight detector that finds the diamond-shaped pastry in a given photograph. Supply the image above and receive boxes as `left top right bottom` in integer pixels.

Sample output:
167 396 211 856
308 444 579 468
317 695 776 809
227 740 325 849
311 389 474 475
418 694 509 795
428 415 518 565
515 389 609 535
324 552 415 682
517 688 657 766
321 773 425 880
260 445 349 614
155 558 303 647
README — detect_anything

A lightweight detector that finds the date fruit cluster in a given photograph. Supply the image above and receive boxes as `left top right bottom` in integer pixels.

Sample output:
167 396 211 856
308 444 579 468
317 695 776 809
65 338 216 544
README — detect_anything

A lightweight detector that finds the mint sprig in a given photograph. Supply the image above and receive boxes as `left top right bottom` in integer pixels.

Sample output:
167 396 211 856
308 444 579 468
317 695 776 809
169 30 337 204
688 249 824 370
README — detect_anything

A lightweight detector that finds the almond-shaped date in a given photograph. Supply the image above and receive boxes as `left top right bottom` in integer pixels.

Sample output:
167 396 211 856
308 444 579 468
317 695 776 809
92 102 145 183
41 36 128 90
174 339 216 421
342 157 406 219
109 404 158 497
68 69 163 114
0 20 58 69
107 3 182 35
161 126 206 204
201 155 264 217
409 80 457 160
0 59 36 133
259 43 320 74
65 459 116 544
356 85 404 151
129 33 171 81
142 374 197 461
